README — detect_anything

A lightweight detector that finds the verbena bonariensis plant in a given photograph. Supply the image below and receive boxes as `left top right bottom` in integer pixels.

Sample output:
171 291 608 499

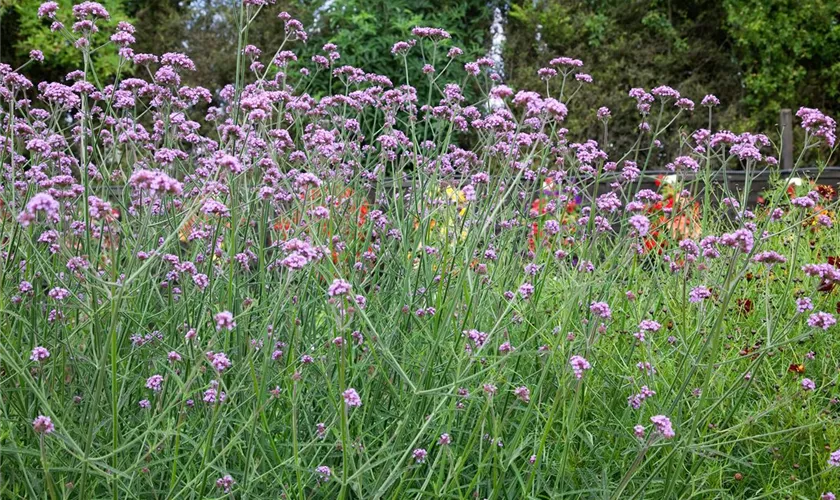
1 2 840 499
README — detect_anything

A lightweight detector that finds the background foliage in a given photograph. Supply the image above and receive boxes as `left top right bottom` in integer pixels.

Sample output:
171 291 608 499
5 0 131 80
1 0 839 139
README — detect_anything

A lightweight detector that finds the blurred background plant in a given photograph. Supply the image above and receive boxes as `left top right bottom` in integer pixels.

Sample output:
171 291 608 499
2 0 839 146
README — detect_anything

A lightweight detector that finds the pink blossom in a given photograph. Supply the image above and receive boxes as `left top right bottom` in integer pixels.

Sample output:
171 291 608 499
633 424 645 438
343 388 362 408
829 448 840 467
215 475 235 493
145 374 164 392
808 312 836 330
589 301 611 319
17 193 60 227
209 352 232 372
32 415 55 434
316 465 332 481
650 415 675 439
513 386 531 403
328 279 352 297
569 355 591 379
214 311 236 331
38 2 59 18
30 346 50 362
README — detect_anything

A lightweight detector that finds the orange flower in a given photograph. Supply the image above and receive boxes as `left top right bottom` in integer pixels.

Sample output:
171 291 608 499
358 200 369 226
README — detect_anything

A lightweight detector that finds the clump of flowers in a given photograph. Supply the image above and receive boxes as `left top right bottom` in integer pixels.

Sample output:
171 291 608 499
513 386 531 403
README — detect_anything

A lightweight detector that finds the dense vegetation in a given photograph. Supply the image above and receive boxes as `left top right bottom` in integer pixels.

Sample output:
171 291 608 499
3 0 840 140
2 1 840 499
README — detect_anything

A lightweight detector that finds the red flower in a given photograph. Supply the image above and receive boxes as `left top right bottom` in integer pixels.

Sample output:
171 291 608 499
736 298 753 315
358 200 369 226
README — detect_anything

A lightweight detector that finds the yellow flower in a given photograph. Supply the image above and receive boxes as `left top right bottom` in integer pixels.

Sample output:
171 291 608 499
445 186 466 204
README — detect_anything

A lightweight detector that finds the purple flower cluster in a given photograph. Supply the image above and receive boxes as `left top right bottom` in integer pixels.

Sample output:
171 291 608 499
807 312 837 330
797 107 837 146
589 301 612 320
650 415 675 439
569 355 591 379
30 346 50 362
343 388 362 408
214 311 236 331
32 415 55 434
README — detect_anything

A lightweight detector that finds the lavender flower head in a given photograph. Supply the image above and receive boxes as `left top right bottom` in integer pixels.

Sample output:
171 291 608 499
17 193 60 227
753 251 787 265
209 352 232 372
796 297 814 313
145 374 164 392
689 286 712 303
569 355 591 379
513 386 531 403
589 301 612 319
807 311 836 330
316 465 332 481
214 311 236 331
650 415 675 439
328 279 352 297
215 475 235 493
796 107 836 147
38 1 59 18
32 415 55 434
518 282 535 300
701 94 720 107
30 346 50 362
829 448 840 467
343 388 362 408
